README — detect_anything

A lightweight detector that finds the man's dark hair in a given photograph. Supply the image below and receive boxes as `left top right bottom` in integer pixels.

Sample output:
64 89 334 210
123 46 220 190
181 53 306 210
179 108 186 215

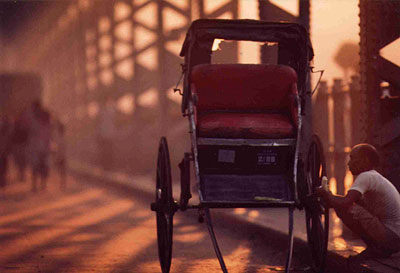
353 143 380 168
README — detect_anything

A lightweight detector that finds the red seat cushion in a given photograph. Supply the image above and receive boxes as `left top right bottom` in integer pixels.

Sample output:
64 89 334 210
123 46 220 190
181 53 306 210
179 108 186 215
191 64 297 111
191 64 298 138
197 113 295 139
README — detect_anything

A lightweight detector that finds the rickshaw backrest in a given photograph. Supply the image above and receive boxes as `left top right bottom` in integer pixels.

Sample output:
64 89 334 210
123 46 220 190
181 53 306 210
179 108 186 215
190 64 298 112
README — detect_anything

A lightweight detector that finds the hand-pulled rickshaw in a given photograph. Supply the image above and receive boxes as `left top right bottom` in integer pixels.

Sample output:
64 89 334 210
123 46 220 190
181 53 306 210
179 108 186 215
151 19 329 273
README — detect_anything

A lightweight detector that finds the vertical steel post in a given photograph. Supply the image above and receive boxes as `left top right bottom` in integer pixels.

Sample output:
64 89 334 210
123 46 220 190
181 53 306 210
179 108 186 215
349 75 361 146
299 0 310 32
359 0 381 146
313 81 330 177
332 79 347 195
157 0 168 136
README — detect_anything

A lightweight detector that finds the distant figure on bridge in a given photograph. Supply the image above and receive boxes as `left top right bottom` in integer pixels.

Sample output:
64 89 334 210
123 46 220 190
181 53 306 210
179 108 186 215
11 112 29 182
51 118 66 190
0 115 12 189
316 143 400 262
25 101 52 192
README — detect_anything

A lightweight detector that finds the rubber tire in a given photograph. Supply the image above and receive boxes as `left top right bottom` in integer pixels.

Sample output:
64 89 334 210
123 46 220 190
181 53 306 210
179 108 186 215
305 135 330 273
155 137 174 273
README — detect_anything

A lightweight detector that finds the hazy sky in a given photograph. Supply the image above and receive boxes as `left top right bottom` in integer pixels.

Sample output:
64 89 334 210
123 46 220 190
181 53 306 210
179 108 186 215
265 0 359 84
237 0 360 84
311 0 359 84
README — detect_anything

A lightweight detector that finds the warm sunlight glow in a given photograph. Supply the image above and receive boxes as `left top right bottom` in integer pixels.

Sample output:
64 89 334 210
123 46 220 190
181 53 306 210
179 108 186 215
136 47 157 71
99 17 111 33
115 21 133 42
269 0 298 16
116 58 134 79
204 0 231 15
238 41 261 64
248 210 259 218
238 0 258 19
165 40 183 55
100 69 114 86
0 189 103 225
212 39 223 51
329 177 337 194
99 35 112 51
138 88 158 107
164 0 188 10
115 42 133 60
76 218 155 269
174 231 205 242
87 102 99 118
133 0 148 6
217 11 233 20
114 1 131 21
78 0 91 10
133 2 157 29
99 53 112 68
332 237 348 250
380 38 400 67
312 0 359 83
167 89 182 104
163 6 186 33
134 26 157 51
117 94 135 114
67 4 78 21
0 200 133 263
234 208 247 215
344 170 353 192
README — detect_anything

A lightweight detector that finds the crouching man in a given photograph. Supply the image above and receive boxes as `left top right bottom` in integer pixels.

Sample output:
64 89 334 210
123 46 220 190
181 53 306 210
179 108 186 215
316 143 400 261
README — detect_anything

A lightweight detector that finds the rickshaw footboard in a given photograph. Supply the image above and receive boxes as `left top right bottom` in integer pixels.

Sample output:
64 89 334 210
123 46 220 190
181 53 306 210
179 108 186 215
200 174 292 203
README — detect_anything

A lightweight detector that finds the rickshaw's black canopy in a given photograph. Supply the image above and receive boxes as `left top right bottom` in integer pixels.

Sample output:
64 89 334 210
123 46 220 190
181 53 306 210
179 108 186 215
180 19 314 62
179 19 314 113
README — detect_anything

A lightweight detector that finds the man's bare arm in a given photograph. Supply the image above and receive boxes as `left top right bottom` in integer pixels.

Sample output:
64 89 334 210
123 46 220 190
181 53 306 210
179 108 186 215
316 188 361 209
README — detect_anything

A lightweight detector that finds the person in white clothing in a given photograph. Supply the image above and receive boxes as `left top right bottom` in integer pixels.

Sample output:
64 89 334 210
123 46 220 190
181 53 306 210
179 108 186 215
316 143 400 260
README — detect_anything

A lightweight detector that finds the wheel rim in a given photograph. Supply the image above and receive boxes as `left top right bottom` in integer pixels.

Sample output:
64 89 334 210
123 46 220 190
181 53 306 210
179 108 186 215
305 136 329 272
155 137 173 273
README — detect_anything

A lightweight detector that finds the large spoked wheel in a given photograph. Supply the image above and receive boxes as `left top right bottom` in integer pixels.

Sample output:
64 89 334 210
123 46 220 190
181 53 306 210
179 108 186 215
155 137 175 273
305 135 329 273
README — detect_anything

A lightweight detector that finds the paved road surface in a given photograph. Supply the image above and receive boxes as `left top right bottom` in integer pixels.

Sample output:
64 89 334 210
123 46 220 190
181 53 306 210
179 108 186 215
0 171 321 273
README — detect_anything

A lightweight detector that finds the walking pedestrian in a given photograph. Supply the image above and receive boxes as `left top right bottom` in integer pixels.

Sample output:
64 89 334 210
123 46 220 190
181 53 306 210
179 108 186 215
27 101 51 192
52 119 66 190
11 113 29 182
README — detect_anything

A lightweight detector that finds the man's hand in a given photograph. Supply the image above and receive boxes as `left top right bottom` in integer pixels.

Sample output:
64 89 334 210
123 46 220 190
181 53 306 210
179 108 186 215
314 177 332 208
315 185 330 198
315 175 362 209
315 176 330 197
